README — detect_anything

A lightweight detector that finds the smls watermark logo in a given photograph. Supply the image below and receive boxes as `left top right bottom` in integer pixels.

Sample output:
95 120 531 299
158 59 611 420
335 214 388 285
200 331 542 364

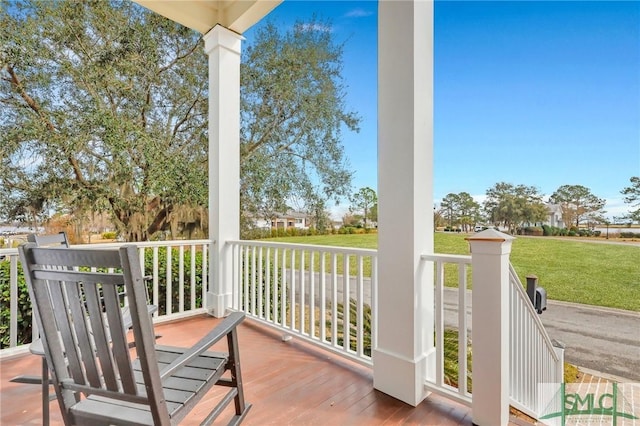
539 382 640 425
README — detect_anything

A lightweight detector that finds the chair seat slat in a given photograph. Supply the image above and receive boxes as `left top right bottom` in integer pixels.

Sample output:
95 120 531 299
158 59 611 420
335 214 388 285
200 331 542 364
61 380 149 405
70 398 154 426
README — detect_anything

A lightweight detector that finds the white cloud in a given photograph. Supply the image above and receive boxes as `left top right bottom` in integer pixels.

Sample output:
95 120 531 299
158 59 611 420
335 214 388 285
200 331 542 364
328 203 350 221
603 197 631 220
344 9 374 18
297 22 333 33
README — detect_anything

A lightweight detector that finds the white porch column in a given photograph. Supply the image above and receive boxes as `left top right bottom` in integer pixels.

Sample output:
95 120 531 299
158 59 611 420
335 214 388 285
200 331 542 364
374 0 434 406
203 25 242 318
467 229 515 426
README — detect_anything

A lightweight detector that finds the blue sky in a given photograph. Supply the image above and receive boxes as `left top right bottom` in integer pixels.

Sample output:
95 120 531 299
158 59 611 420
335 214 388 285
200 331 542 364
243 1 640 220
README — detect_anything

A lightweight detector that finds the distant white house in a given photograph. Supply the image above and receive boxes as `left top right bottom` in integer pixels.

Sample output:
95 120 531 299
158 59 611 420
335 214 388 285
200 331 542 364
544 203 565 228
0 225 44 235
251 211 311 230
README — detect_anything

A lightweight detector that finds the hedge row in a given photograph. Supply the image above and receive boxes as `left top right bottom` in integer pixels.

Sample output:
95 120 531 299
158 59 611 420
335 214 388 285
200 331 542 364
620 231 640 238
0 248 206 349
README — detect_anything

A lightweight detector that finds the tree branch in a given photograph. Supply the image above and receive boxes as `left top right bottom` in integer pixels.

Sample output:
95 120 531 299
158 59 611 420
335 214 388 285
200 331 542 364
157 39 201 75
6 65 87 185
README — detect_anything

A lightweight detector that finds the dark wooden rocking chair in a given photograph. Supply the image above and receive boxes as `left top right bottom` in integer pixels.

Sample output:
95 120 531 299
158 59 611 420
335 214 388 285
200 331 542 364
11 232 158 425
18 243 251 425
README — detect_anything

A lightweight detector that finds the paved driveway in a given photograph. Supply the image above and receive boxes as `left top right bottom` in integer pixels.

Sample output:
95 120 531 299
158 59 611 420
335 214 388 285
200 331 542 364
443 288 640 381
540 300 640 381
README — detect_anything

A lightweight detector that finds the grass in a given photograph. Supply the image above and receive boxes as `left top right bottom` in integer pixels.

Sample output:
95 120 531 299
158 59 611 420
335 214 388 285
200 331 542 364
265 233 640 311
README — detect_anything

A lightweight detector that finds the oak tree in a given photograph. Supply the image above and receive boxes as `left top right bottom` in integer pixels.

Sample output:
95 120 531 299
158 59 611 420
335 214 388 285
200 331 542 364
483 182 547 233
2 2 358 240
240 19 359 229
549 185 605 228
1 0 209 241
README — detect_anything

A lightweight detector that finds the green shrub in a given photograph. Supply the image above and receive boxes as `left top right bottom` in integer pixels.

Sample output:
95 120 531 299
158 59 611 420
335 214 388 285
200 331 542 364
0 260 33 349
330 298 471 389
565 363 580 383
339 226 357 234
542 225 552 236
443 328 472 391
142 247 205 316
0 247 207 348
331 298 372 356
238 257 284 320
102 231 117 239
620 231 640 238
521 226 543 236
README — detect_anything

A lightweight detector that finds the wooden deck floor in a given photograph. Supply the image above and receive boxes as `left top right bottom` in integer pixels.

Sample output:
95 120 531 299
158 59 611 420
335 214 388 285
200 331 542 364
1 315 483 425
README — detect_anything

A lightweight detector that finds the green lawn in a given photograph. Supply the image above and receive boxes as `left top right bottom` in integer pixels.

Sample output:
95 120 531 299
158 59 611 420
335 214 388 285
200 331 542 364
265 233 640 312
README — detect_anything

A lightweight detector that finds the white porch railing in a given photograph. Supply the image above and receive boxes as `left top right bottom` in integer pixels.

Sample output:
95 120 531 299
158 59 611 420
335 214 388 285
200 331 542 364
1 237 563 421
419 254 564 418
227 240 377 367
0 240 211 359
421 253 473 407
509 264 564 419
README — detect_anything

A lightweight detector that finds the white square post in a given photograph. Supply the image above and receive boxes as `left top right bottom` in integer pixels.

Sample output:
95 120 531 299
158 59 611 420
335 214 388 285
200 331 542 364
374 0 435 406
203 25 243 317
467 229 515 425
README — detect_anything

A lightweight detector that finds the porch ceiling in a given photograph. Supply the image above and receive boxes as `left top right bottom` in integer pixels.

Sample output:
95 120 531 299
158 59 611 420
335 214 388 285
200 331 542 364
133 0 282 35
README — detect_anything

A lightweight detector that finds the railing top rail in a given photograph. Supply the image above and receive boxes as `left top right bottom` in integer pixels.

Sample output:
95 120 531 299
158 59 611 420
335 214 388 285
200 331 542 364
0 248 18 256
78 239 213 249
227 239 378 256
0 240 213 254
421 253 472 264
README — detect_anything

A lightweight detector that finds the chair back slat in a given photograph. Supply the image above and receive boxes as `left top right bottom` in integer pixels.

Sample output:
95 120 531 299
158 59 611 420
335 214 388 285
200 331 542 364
63 280 101 388
102 284 137 394
47 280 87 387
28 232 70 247
83 282 118 390
119 246 170 423
29 246 124 270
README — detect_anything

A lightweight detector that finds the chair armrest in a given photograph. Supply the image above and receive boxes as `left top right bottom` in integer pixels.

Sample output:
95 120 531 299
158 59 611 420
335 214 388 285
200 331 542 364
159 312 245 380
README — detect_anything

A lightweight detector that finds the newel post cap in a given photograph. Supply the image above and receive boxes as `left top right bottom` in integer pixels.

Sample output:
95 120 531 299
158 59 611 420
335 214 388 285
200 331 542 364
466 228 515 255
466 228 515 242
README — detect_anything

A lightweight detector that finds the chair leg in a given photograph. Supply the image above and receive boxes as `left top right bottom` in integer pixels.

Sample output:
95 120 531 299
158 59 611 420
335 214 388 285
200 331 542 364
42 357 49 426
227 329 248 416
8 357 51 425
